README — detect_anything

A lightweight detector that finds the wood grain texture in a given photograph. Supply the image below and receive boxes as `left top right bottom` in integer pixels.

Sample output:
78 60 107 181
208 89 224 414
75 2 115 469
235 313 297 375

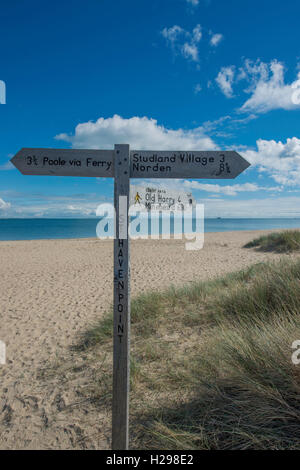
112 144 131 450
11 148 114 177
130 150 250 179
11 148 250 180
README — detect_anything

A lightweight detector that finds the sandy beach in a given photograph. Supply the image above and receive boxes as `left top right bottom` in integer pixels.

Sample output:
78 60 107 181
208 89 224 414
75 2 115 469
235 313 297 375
0 229 298 449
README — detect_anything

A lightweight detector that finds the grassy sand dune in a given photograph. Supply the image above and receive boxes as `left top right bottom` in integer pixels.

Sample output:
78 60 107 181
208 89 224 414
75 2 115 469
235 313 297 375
244 230 300 253
81 260 300 450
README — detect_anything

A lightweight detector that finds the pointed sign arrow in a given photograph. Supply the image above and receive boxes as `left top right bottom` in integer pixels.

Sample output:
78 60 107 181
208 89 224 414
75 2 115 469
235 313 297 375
130 150 250 179
11 148 115 177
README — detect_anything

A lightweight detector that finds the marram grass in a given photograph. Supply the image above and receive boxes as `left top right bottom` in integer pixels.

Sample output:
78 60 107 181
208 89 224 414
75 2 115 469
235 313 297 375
79 259 300 450
244 230 300 253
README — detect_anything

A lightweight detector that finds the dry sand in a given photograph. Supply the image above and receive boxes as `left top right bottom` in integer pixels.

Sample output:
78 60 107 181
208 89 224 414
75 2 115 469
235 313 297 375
0 229 298 449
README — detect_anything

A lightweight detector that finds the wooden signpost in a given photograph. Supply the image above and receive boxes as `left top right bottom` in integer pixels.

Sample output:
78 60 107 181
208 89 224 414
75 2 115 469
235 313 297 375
11 144 250 450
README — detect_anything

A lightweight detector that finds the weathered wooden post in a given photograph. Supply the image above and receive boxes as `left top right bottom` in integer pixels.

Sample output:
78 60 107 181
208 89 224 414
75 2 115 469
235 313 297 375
112 144 131 450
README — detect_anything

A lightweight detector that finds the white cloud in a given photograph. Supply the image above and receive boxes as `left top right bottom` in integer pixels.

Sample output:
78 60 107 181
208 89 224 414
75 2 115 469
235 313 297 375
0 195 108 219
186 0 199 5
161 25 184 45
56 114 218 151
216 59 300 113
4 189 300 219
131 179 280 198
201 196 300 218
0 161 14 171
182 42 199 62
242 137 300 186
181 24 202 62
182 181 280 196
241 60 300 113
161 24 202 63
0 155 14 171
216 66 235 98
201 114 258 138
65 204 96 216
191 24 202 43
131 180 300 217
56 116 300 190
56 113 300 193
0 198 11 210
210 33 223 47
194 83 202 94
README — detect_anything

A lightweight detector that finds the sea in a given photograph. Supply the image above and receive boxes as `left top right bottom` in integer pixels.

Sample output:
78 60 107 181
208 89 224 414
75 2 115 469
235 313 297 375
1 218 300 241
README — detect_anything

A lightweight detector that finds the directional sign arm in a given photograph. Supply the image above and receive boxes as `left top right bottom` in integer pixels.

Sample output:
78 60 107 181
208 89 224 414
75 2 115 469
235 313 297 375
11 148 250 179
130 150 250 179
11 148 114 177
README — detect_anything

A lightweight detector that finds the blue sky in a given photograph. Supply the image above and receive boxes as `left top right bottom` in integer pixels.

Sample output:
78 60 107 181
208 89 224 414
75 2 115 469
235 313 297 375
1 0 300 217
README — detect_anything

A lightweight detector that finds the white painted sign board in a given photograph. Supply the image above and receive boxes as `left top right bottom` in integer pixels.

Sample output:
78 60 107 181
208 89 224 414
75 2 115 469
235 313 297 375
130 185 195 211
11 144 250 451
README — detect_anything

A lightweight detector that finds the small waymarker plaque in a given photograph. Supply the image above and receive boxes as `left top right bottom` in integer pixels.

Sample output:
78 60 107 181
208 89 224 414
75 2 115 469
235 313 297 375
11 148 114 177
11 144 250 450
130 185 195 211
